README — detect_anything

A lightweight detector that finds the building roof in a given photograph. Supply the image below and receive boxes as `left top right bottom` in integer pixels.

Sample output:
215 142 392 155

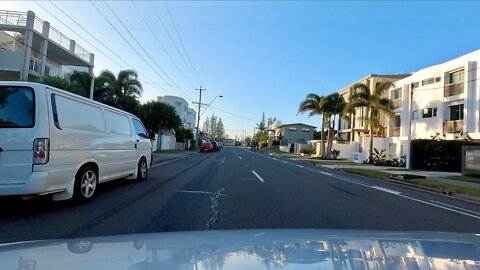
338 74 410 94
279 123 316 129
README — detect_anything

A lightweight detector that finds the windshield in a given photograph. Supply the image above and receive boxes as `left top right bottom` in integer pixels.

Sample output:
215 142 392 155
1 1 480 268
0 86 34 128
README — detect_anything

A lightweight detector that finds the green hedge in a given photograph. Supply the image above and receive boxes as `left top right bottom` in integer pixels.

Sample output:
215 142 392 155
411 139 480 172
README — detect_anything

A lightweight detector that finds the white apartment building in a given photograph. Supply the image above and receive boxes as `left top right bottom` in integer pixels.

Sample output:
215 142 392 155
384 49 480 158
158 95 196 129
0 10 94 81
336 49 480 161
185 108 197 129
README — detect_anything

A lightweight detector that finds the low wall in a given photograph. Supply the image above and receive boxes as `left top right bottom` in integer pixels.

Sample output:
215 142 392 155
279 145 290 153
315 141 359 160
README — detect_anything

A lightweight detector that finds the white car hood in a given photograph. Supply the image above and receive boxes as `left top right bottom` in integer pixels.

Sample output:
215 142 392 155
0 229 479 270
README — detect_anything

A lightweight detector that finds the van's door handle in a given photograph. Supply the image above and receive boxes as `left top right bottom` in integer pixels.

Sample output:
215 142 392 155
136 139 140 142
135 143 137 149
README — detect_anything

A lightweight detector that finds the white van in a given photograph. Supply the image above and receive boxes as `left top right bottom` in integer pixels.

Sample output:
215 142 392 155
0 82 152 201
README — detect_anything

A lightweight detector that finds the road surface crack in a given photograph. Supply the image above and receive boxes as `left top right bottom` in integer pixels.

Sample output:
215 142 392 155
205 188 224 230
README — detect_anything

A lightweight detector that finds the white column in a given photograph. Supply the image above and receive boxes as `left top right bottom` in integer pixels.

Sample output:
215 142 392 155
39 21 49 76
465 61 478 133
20 11 35 81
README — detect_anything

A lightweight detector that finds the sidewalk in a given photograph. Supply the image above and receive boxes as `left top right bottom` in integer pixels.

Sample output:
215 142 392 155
320 163 480 189
152 150 197 165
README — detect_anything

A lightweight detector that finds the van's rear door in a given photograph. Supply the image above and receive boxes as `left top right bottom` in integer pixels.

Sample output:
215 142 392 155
0 85 44 184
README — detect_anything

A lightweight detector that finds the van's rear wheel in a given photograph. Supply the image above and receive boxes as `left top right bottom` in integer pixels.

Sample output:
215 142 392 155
74 165 98 202
137 158 148 181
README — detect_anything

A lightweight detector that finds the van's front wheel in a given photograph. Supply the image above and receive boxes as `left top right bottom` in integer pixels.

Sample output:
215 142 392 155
74 165 98 202
137 158 148 181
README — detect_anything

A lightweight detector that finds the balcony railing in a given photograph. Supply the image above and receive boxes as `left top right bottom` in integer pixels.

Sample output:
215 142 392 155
389 127 400 137
0 10 27 26
444 82 464 97
74 43 90 62
443 120 463 134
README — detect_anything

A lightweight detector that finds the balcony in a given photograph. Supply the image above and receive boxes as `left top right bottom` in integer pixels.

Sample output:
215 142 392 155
389 127 400 137
443 120 463 134
444 83 464 97
0 10 92 63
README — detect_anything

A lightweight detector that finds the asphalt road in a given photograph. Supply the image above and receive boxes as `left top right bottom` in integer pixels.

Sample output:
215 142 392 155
1 146 480 243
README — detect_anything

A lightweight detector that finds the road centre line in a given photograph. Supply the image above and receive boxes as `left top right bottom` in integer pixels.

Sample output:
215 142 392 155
251 170 265 183
371 186 401 195
239 156 242 160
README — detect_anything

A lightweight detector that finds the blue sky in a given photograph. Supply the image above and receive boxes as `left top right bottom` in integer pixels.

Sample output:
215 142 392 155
4 1 480 139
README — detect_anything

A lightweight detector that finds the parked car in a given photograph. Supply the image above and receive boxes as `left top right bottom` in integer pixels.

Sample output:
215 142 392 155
0 82 152 202
200 142 214 152
211 141 220 151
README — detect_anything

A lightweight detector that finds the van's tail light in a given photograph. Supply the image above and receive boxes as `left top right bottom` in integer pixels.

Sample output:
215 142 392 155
33 138 49 165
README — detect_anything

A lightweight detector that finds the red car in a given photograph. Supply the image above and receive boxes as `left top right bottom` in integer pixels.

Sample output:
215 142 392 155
200 142 214 152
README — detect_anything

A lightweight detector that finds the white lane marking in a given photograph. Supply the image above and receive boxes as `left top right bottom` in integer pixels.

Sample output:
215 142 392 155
398 194 480 220
254 232 266 237
251 170 265 183
296 164 304 168
320 171 334 176
281 160 288 164
372 186 401 195
430 200 480 215
272 158 278 161
151 154 198 168
218 160 225 165
239 156 242 160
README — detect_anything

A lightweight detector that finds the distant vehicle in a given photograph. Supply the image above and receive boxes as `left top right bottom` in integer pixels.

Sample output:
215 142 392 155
200 142 214 152
0 82 152 202
211 141 220 151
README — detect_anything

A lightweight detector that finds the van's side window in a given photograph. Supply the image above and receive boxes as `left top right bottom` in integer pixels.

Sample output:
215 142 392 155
132 119 147 138
51 94 61 129
0 87 35 128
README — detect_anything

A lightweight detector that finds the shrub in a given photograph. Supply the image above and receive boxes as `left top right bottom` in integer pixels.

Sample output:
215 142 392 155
331 149 340 159
301 148 315 155
412 139 480 172
260 142 268 148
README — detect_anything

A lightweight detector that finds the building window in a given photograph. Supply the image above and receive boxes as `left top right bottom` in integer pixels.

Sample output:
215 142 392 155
44 65 51 76
412 82 420 89
29 58 40 73
302 128 310 132
435 77 441 82
412 110 418 120
449 69 465 84
422 108 437 118
391 88 401 100
449 104 464 121
288 127 297 131
422 77 436 86
175 101 181 106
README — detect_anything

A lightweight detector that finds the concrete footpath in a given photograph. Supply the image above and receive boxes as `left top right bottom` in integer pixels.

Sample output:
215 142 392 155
152 151 197 165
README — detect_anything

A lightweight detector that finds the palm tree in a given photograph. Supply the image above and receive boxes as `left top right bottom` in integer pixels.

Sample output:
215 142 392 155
98 69 143 102
323 93 347 158
348 81 396 163
298 93 328 158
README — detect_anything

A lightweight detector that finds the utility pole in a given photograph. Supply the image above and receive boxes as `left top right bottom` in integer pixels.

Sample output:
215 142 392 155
193 86 207 151
406 83 414 169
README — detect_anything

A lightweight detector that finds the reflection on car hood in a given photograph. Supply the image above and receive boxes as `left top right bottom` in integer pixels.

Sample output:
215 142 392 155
1 229 480 270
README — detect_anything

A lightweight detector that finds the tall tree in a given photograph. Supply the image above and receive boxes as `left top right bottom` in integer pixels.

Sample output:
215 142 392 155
348 81 396 163
140 101 182 132
298 93 328 158
257 112 266 131
323 93 347 158
203 116 210 133
210 114 218 139
216 118 225 140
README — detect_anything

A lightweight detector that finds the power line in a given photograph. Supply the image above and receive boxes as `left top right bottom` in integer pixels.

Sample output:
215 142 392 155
209 105 258 123
131 1 195 89
163 1 203 85
103 1 193 101
100 1 193 101
149 1 201 86
35 0 175 97
89 1 184 99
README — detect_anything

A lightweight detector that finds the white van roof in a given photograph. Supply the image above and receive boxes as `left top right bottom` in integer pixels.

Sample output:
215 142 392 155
0 81 139 119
